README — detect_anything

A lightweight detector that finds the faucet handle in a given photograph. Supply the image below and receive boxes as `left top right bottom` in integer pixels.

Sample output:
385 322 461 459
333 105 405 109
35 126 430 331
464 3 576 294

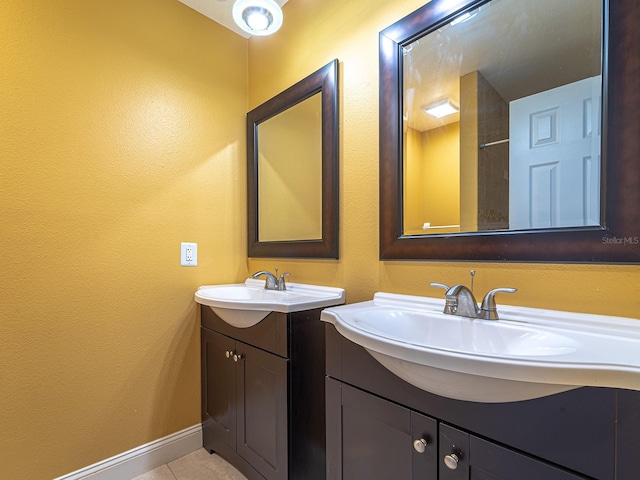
430 283 454 314
278 272 290 291
480 288 517 320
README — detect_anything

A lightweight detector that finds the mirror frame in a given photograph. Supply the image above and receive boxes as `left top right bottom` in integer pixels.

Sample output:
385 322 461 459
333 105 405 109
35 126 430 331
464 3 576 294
247 59 339 258
379 0 640 262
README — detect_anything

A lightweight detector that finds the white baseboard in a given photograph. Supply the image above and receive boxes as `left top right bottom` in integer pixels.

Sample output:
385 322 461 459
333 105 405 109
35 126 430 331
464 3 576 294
54 424 203 480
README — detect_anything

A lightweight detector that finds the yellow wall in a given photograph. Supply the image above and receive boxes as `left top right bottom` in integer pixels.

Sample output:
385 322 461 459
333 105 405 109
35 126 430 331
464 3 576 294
0 0 248 477
248 0 640 314
404 124 460 233
421 123 460 228
2 0 639 477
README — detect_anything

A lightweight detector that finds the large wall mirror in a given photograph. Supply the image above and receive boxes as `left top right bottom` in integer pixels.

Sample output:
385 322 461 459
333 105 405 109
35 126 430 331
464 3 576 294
380 0 640 262
248 60 339 258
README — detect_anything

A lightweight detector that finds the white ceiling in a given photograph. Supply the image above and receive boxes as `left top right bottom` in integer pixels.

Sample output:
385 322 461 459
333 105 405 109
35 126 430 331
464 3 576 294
178 0 289 38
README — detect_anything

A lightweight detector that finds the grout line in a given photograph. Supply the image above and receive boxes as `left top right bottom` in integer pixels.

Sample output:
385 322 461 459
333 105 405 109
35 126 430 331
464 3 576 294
165 463 178 480
167 463 179 480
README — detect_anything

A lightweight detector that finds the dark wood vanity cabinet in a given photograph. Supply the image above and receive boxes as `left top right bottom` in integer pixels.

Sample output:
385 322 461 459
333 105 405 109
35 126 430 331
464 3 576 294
201 305 327 480
326 378 437 479
327 380 584 480
201 328 287 479
326 324 640 480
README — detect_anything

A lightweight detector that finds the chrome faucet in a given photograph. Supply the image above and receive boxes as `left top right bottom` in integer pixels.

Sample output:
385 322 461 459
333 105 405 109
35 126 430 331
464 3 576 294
446 284 480 318
252 268 290 291
430 282 516 320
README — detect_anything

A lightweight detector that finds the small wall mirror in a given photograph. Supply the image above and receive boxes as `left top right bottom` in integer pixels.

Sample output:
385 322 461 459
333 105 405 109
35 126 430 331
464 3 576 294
248 60 339 258
379 0 640 262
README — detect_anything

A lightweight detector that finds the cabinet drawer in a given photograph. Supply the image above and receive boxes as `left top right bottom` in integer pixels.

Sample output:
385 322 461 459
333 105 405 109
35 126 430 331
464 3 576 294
201 305 288 357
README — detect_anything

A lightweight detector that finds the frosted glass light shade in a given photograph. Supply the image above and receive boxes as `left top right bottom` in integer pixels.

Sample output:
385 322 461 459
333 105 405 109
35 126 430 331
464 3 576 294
424 99 459 118
232 0 283 36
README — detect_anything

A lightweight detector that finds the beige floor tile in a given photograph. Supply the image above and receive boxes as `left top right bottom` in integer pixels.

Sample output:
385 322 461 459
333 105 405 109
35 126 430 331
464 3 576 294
131 464 176 480
168 448 247 480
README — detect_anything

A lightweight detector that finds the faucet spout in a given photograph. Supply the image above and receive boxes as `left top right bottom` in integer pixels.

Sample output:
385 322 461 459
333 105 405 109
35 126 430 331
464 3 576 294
445 284 480 318
252 269 291 290
252 270 278 290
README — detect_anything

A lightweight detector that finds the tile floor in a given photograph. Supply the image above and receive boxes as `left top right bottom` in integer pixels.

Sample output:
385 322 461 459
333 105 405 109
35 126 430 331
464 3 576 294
131 448 247 480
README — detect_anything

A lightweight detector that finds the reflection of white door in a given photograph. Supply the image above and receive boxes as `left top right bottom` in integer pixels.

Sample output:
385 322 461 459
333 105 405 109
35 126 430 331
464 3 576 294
509 76 601 230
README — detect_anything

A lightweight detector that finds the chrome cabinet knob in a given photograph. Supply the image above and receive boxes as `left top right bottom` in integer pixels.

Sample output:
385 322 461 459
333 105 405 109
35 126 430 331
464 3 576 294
225 350 233 359
413 438 428 453
444 453 459 470
233 353 243 362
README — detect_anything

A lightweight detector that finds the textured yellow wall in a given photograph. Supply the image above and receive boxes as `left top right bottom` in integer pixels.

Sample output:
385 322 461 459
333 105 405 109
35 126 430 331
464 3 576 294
421 123 460 228
0 1 247 477
247 0 640 315
2 0 639 477
404 123 460 233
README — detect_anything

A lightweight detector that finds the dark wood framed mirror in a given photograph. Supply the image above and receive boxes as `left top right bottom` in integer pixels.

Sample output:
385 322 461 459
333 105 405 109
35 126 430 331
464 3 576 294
379 0 640 262
248 59 339 258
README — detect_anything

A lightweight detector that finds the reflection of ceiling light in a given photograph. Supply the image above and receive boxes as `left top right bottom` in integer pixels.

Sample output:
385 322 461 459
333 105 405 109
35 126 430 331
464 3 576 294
450 9 478 26
402 40 418 55
424 99 459 118
232 0 283 36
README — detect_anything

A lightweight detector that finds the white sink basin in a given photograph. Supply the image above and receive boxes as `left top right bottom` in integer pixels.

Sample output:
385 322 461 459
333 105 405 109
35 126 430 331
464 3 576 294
195 279 345 328
321 292 640 403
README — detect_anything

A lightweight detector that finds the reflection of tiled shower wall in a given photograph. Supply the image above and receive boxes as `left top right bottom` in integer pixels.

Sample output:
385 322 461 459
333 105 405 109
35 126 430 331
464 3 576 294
477 73 509 230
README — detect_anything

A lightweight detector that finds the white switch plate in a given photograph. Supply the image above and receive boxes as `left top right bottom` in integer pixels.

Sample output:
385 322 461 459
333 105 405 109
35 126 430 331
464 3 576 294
180 242 198 266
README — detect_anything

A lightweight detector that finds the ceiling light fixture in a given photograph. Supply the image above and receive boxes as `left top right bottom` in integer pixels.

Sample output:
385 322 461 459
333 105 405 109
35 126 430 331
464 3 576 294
232 0 283 36
450 8 479 26
423 99 460 119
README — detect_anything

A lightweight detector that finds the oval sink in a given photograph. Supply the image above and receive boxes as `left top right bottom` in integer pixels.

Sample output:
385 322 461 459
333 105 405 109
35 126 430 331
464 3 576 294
354 309 578 357
321 292 640 403
195 279 345 328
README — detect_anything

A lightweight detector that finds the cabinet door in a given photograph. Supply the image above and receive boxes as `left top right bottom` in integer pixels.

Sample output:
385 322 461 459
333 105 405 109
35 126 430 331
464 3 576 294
201 328 237 451
411 410 438 478
439 424 587 480
326 380 437 480
439 424 470 480
236 342 288 480
468 435 587 480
